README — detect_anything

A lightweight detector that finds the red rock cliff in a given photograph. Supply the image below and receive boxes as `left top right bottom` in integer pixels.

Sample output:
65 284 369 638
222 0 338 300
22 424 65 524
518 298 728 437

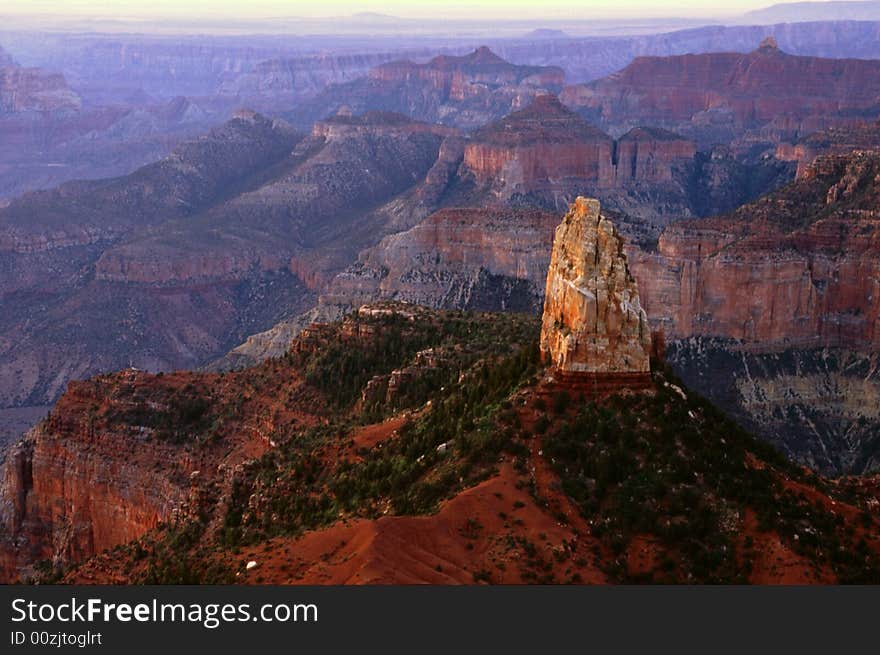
463 95 696 193
0 357 321 582
0 374 199 580
629 151 880 350
369 46 564 99
614 127 697 183
564 40 880 126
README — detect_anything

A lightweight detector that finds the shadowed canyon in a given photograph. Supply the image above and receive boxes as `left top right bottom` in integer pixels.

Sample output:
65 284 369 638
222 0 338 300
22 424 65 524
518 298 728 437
1 9 879 584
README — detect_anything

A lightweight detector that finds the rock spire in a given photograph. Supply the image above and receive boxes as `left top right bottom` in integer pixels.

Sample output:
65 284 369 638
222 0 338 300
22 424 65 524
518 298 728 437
540 197 651 374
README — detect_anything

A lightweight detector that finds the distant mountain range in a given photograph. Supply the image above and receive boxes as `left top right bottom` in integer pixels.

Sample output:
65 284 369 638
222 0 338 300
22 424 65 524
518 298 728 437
744 1 880 23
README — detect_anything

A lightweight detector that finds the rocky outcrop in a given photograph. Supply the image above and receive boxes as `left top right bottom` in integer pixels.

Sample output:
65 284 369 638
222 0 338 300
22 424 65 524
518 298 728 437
0 373 200 579
464 95 615 189
281 153 877 471
288 47 565 130
540 197 651 374
0 353 319 581
0 63 80 114
459 95 783 225
210 206 559 370
630 150 880 351
561 41 880 149
776 121 880 178
0 110 456 411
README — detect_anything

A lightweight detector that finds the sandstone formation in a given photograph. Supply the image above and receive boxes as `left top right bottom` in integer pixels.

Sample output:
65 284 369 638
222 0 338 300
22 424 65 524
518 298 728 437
0 60 80 114
561 41 880 149
540 197 651 375
631 151 880 350
4 305 880 584
776 121 880 178
464 95 615 188
0 109 455 413
464 96 696 192
459 95 785 225
289 47 565 130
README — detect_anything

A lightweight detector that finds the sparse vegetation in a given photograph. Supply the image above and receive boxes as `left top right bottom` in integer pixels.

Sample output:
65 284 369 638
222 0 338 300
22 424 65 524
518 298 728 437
543 365 880 583
36 307 880 585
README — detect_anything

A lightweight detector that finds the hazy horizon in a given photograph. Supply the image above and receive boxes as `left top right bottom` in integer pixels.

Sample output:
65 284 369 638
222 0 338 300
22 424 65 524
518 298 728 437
0 0 828 21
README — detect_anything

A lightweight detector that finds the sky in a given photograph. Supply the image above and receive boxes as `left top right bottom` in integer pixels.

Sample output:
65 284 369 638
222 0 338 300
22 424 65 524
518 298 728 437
0 0 793 20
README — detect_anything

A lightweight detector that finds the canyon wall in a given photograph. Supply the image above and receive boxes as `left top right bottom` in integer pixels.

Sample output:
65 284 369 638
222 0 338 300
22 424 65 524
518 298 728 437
322 207 559 314
463 96 695 192
269 148 880 472
0 374 194 579
288 47 565 130
0 361 292 581
0 65 80 114
564 38 880 124
561 40 880 151
630 152 880 350
0 110 456 413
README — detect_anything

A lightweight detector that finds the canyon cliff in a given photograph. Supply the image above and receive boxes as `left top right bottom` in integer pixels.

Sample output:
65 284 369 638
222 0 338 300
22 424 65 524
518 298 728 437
540 197 651 374
458 95 788 226
288 47 565 130
0 110 455 414
3 304 880 584
238 148 880 474
627 150 880 472
0 51 80 114
631 151 880 349
561 39 880 149
464 97 697 192
776 121 880 178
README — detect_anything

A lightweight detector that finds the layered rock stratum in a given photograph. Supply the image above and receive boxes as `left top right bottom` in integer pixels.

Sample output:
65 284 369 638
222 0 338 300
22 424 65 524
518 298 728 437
288 47 565 130
233 148 880 473
540 197 651 374
561 40 880 150
0 53 80 114
3 305 880 584
459 95 789 225
0 110 452 413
